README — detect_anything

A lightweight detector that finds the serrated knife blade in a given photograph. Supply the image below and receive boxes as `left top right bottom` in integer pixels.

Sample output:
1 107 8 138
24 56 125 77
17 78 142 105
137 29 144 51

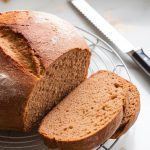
71 0 150 76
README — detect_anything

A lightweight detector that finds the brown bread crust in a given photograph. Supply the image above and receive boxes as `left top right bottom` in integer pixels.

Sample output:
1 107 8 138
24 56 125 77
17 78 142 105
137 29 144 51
0 11 88 69
0 11 90 131
0 47 36 130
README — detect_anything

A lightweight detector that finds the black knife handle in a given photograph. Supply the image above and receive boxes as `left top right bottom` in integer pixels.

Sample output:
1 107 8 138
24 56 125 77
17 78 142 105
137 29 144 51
130 49 150 76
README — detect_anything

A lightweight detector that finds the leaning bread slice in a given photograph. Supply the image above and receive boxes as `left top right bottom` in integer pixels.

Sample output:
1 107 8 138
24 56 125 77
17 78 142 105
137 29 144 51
112 79 140 138
95 71 140 138
39 71 127 150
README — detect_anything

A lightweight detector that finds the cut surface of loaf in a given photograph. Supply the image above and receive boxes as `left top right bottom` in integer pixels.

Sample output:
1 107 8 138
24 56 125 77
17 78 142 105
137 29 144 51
0 11 90 131
39 71 127 150
23 48 90 131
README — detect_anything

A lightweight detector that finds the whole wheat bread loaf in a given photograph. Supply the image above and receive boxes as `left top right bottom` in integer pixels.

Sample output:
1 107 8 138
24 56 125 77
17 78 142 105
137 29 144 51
39 71 128 150
0 11 91 131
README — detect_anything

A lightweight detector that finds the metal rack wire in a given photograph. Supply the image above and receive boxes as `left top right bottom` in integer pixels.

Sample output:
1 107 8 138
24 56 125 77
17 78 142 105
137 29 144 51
0 27 131 150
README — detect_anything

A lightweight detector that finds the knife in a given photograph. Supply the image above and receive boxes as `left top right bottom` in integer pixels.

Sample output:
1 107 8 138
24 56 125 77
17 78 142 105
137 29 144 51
71 0 150 76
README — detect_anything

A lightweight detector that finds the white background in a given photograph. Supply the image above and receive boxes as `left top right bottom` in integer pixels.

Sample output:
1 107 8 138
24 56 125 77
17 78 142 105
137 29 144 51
0 0 150 149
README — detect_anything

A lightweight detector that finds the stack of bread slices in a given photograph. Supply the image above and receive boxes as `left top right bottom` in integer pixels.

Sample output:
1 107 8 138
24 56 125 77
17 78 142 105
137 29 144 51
0 11 140 150
39 70 140 150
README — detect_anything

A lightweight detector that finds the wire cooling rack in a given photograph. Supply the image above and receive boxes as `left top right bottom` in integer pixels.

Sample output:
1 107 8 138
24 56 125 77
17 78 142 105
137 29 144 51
0 27 131 150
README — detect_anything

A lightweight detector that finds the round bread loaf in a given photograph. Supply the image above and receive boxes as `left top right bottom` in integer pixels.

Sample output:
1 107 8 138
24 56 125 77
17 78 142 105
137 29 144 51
0 11 91 131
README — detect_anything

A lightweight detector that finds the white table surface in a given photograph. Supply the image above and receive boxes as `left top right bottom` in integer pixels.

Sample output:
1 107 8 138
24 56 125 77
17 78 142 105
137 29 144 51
0 0 150 150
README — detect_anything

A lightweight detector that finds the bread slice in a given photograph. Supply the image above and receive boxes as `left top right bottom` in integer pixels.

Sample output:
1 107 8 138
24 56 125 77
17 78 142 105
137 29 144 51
112 79 140 138
94 71 140 138
39 71 128 150
89 71 140 139
0 11 90 131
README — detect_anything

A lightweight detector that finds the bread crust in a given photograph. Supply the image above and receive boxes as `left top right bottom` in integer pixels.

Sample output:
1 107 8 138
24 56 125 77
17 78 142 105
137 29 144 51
0 11 90 131
0 47 36 130
40 109 123 150
0 11 88 69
